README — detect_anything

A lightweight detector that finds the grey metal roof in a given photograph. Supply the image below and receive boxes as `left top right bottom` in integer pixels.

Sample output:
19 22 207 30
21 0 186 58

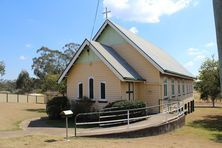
94 20 194 79
90 41 144 81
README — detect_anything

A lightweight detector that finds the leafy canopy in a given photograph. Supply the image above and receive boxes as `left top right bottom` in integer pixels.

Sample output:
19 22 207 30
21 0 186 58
195 56 220 107
0 61 5 76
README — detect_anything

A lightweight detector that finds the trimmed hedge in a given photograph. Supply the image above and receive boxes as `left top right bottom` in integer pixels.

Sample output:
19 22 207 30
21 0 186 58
104 100 146 110
46 96 70 120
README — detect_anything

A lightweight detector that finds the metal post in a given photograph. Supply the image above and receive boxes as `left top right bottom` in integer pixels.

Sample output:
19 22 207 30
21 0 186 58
66 117 69 140
127 110 130 128
74 116 77 137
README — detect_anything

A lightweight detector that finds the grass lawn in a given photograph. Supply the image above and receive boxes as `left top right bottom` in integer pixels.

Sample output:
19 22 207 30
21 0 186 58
0 102 221 147
0 103 46 131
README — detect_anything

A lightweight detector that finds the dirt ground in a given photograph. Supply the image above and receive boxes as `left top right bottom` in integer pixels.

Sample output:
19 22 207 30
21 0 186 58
0 103 46 131
0 102 221 147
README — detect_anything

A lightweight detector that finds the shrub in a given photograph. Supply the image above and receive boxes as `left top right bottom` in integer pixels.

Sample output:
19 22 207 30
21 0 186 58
103 100 147 119
104 100 146 110
46 96 70 120
70 96 95 118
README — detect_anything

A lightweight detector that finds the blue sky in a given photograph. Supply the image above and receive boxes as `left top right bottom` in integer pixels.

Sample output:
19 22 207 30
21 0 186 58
0 0 218 80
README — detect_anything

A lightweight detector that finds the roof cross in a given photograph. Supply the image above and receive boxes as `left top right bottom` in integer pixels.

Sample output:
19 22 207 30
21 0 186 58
102 7 111 19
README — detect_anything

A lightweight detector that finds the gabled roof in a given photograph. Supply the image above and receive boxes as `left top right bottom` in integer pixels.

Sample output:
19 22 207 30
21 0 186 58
58 39 144 83
93 19 195 79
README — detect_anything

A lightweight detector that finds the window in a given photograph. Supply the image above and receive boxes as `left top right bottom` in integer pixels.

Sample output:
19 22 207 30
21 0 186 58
171 80 175 96
182 81 185 95
78 83 83 99
164 79 168 98
100 82 106 99
89 78 94 99
178 81 181 95
186 84 188 94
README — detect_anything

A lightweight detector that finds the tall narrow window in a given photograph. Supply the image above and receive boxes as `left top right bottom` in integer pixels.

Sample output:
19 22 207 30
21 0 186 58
89 78 94 99
178 81 181 95
182 81 185 95
171 80 175 96
78 83 83 99
164 79 168 98
100 82 106 99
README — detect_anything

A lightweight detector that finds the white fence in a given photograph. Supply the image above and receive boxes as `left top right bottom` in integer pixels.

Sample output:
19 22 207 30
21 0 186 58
0 93 46 104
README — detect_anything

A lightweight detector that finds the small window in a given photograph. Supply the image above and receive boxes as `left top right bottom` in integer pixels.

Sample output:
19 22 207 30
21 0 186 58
78 83 83 99
100 82 106 99
89 78 94 99
164 79 168 98
171 80 175 96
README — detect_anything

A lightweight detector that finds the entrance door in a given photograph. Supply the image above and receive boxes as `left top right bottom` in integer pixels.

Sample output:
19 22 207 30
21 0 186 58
126 82 134 100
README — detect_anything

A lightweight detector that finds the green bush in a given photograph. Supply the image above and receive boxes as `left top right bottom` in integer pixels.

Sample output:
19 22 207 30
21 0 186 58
70 96 95 117
104 100 146 110
46 96 70 120
103 100 147 120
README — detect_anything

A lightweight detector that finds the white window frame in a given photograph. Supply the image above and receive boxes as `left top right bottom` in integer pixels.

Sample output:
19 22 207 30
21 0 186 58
77 81 83 99
164 79 168 98
88 76 95 100
99 81 107 100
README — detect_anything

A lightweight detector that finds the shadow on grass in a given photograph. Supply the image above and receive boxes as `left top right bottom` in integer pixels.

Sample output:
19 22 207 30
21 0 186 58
188 115 222 143
25 108 46 113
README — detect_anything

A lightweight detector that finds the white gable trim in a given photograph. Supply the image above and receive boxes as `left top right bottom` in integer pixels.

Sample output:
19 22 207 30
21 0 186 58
58 39 89 83
93 20 165 74
58 39 125 83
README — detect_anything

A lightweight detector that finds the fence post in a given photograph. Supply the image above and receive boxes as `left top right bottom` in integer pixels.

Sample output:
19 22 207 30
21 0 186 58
27 95 28 103
17 94 19 103
6 93 8 103
36 96 37 104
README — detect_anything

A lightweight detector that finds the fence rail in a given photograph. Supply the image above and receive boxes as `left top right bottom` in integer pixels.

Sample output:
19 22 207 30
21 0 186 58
74 101 185 136
0 93 46 104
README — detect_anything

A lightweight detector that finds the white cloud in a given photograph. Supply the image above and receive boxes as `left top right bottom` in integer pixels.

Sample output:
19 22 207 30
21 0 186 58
25 44 32 48
19 56 27 61
103 0 193 23
129 27 138 34
205 42 215 48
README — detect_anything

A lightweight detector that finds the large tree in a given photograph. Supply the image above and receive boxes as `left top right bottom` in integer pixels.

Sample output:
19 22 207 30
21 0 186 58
16 70 32 94
195 57 220 107
32 43 79 79
32 43 79 94
0 61 5 76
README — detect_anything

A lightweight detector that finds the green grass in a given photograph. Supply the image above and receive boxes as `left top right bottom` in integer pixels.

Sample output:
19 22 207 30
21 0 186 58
175 107 222 143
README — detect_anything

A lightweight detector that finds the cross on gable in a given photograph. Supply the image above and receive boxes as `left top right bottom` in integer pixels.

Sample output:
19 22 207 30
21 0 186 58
102 7 111 19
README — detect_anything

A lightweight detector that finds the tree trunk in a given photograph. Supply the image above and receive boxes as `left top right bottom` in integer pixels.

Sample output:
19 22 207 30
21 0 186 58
212 98 215 107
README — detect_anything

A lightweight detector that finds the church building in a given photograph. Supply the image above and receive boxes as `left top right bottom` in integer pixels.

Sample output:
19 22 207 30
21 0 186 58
58 19 195 112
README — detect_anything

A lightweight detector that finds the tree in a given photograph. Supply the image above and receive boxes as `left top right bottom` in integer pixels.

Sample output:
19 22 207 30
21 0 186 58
0 61 5 76
32 43 79 79
31 42 79 93
0 79 16 93
195 57 220 107
16 70 32 94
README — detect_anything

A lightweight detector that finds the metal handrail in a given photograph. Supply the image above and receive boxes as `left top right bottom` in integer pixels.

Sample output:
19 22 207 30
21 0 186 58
74 101 183 136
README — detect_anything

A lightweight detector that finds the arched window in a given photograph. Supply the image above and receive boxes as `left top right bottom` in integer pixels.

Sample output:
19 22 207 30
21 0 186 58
100 82 106 99
89 78 94 99
78 83 83 99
